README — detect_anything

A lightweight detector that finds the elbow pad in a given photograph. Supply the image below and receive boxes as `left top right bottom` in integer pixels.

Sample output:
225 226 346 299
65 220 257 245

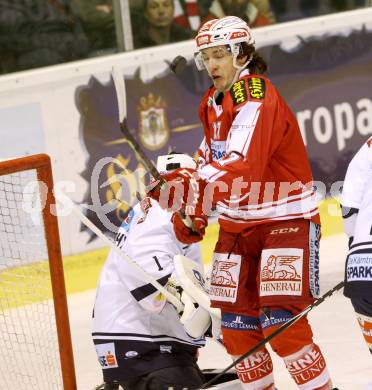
340 205 359 238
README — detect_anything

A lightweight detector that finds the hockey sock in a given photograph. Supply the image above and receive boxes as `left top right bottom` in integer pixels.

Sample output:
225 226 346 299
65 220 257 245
233 348 275 389
283 343 332 389
355 312 372 352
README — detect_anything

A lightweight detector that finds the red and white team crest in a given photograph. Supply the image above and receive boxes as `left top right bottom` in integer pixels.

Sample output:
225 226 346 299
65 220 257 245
210 253 241 303
260 248 303 297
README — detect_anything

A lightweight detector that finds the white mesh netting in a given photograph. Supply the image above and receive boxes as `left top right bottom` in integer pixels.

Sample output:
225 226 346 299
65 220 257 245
0 170 63 389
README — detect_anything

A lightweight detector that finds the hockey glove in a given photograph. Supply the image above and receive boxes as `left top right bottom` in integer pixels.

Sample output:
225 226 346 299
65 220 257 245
180 291 211 339
146 168 202 212
172 213 207 244
165 279 211 338
165 276 183 314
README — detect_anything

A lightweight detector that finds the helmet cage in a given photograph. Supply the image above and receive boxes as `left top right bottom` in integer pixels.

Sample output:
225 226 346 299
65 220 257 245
194 43 250 71
194 17 255 71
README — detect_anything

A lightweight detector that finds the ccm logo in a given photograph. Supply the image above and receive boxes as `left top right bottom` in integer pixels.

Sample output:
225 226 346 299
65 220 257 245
270 227 300 235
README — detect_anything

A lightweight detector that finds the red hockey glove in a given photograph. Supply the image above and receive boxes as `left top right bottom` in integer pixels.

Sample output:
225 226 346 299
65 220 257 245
172 212 208 244
146 168 199 212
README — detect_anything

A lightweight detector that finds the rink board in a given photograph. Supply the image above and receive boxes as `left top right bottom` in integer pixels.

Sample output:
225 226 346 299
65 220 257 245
0 9 370 259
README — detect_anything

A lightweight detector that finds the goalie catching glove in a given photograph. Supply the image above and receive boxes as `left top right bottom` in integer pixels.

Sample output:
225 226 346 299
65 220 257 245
180 291 211 339
165 275 211 339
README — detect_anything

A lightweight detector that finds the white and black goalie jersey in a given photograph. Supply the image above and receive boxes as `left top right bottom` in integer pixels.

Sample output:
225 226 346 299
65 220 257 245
92 197 205 381
341 136 372 295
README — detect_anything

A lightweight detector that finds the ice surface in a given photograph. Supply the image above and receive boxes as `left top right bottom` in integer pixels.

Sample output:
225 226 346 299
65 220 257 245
69 233 372 390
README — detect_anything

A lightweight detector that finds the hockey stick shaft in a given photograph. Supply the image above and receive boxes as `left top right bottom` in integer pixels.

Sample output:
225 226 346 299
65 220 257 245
111 66 194 228
200 281 345 389
120 118 167 186
111 66 164 184
71 204 184 312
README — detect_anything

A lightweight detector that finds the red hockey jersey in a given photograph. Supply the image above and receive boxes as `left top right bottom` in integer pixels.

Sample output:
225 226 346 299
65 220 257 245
197 69 320 232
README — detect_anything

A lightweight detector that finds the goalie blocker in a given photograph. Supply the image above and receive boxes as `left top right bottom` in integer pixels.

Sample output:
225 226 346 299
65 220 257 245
174 255 221 340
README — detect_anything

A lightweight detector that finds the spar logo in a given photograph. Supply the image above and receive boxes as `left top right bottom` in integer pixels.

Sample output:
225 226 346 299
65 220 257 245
95 343 119 369
260 248 303 297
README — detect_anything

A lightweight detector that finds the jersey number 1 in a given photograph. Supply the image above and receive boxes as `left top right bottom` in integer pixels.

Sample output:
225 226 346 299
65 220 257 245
153 256 163 271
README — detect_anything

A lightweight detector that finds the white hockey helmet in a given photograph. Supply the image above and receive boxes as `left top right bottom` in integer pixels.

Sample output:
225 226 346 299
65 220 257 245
194 16 255 71
156 153 197 175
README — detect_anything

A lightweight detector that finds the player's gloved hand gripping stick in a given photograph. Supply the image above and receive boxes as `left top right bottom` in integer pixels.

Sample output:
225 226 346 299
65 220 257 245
111 65 195 230
68 66 211 317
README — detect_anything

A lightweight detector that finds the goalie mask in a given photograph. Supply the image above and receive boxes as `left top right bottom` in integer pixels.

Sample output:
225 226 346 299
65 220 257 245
156 153 197 175
194 16 255 71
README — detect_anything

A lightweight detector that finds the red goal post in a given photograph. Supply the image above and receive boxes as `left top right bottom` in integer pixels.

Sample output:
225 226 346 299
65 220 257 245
0 154 76 389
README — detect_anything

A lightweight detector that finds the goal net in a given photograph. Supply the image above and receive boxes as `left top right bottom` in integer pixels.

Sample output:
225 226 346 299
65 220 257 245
0 154 76 389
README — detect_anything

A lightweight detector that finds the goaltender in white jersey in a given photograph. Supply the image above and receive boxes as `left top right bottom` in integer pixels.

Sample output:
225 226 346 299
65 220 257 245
341 135 372 360
92 154 207 390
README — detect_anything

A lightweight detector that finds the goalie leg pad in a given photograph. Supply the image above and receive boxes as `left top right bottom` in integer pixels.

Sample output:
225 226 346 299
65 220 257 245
99 383 120 390
174 254 220 317
181 296 211 339
119 365 204 390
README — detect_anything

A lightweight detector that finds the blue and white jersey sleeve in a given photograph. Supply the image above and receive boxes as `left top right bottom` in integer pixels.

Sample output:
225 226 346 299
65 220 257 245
341 137 372 210
341 137 372 239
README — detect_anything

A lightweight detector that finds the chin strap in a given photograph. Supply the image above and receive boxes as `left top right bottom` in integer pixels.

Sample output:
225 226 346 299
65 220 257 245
232 53 252 71
226 43 253 91
226 64 248 91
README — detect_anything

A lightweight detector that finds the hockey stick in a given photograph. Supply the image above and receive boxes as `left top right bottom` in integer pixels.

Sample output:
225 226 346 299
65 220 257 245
200 280 345 389
111 65 166 187
111 66 194 228
71 204 184 312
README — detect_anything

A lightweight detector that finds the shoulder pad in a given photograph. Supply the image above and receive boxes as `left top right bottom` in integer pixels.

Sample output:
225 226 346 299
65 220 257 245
247 77 266 100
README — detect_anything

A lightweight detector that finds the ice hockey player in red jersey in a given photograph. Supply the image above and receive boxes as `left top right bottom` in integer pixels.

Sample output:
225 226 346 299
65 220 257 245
341 136 372 360
149 16 337 390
